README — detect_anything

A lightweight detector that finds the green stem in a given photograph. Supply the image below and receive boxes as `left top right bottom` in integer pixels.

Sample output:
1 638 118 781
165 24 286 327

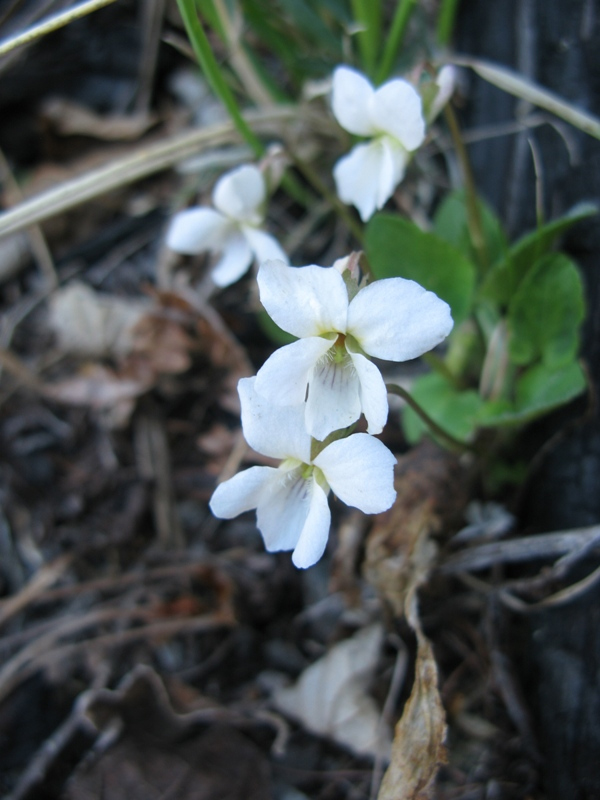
290 154 365 244
176 0 263 157
350 0 381 79
436 0 461 46
444 103 489 271
375 0 416 84
421 351 464 390
386 383 476 453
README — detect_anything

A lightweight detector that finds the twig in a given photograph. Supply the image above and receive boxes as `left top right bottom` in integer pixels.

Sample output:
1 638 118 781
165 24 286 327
0 610 234 704
0 146 58 286
0 554 72 629
0 0 119 57
0 106 324 239
439 524 600 574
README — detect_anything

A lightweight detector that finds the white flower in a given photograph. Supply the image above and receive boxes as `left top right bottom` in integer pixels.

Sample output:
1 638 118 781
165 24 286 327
166 164 288 287
254 260 453 441
209 377 396 569
331 66 426 222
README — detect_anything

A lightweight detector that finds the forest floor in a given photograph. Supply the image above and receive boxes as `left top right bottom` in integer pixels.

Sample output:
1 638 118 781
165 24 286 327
0 2 575 798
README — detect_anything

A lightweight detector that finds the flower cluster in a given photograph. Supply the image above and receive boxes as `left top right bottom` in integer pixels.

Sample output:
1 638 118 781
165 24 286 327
210 258 452 567
166 63 455 568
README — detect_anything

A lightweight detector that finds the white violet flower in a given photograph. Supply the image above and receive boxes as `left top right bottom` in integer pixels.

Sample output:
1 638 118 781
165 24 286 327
254 260 453 441
331 65 426 222
166 164 288 287
209 377 396 569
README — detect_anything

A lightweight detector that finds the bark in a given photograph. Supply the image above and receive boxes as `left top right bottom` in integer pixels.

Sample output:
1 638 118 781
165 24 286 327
457 1 600 796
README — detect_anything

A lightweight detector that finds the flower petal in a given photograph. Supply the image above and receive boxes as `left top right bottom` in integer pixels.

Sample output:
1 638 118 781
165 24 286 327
254 336 335 406
256 467 314 552
313 433 396 514
243 226 289 266
376 137 408 210
257 260 349 338
238 376 311 463
166 207 230 254
333 140 387 222
211 233 253 287
212 164 265 225
347 278 454 361
209 465 277 518
370 79 425 151
331 66 378 136
292 480 331 568
305 355 362 441
347 346 389 434
428 65 456 122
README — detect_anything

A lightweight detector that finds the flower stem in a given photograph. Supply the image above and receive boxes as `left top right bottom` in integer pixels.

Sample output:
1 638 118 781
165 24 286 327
386 383 476 453
444 103 489 271
421 351 464 390
375 0 417 85
290 154 365 244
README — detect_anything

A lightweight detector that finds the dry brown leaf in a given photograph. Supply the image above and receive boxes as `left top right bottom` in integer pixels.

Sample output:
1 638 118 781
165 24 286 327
44 364 149 426
49 282 151 359
377 601 447 800
129 313 194 374
364 440 467 617
42 97 159 141
363 441 467 799
273 624 392 759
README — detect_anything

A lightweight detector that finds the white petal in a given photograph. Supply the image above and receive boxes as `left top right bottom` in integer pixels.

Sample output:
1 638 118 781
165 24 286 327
212 164 266 225
305 356 362 441
347 278 454 361
370 79 425 151
347 346 389 435
166 207 230 254
292 480 331 569
211 233 253 287
238 376 311 463
256 467 314 552
376 137 408 210
243 226 289 266
331 66 378 136
254 336 334 406
429 65 456 122
333 140 387 222
257 260 349 338
313 433 396 514
209 465 277 518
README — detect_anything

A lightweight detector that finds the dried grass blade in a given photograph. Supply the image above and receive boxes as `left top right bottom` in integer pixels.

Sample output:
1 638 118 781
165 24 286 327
454 55 600 140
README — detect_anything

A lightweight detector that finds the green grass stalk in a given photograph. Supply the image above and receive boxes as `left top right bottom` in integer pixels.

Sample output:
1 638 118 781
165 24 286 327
176 0 264 157
375 0 416 84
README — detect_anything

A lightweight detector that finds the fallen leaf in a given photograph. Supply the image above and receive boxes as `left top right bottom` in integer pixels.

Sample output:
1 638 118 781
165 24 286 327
44 364 149 427
129 313 194 374
273 624 392 759
363 441 467 799
49 282 151 359
377 588 447 800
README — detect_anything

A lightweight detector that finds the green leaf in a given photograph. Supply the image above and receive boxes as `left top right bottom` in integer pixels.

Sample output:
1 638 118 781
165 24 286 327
481 201 597 304
507 253 585 368
433 188 508 267
402 372 483 444
477 361 587 426
365 214 477 324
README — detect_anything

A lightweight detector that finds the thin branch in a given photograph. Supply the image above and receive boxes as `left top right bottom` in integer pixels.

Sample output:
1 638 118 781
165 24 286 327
0 0 119 57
